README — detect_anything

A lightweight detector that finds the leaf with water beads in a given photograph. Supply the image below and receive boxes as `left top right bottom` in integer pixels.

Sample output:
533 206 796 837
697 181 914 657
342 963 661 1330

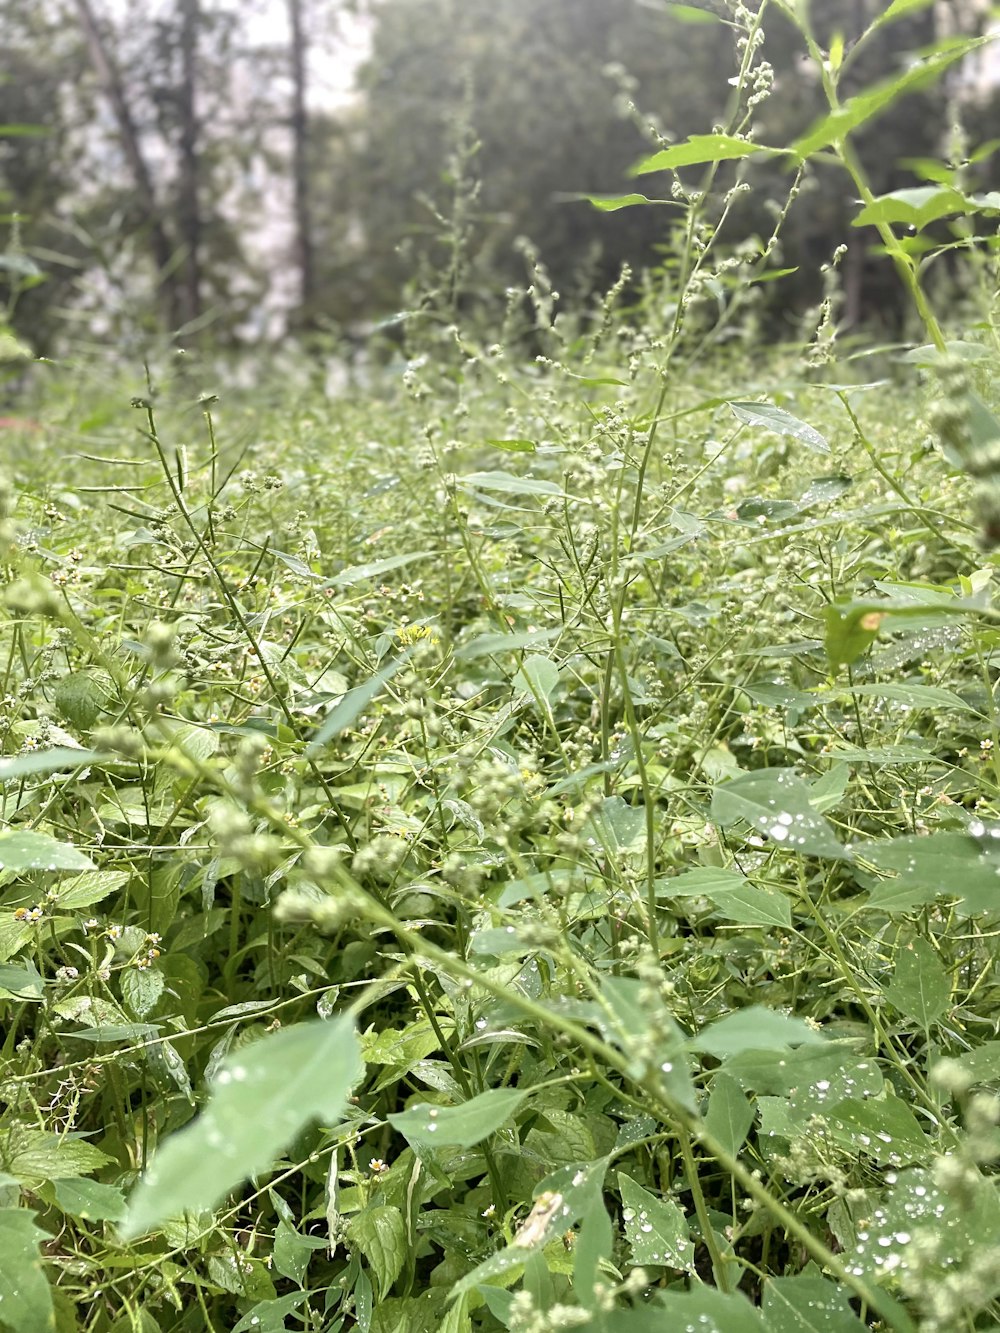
597 1287 766 1332
617 1172 694 1272
762 1274 869 1332
0 1207 54 1333
121 1016 362 1239
387 1087 527 1149
865 830 1000 917
710 768 850 860
0 831 95 873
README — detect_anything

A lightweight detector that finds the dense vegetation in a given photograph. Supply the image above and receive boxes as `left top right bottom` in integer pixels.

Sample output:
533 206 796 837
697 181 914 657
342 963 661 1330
6 3 1000 1332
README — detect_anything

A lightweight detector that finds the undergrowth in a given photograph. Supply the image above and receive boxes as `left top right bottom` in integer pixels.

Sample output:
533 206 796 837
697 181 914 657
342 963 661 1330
5 3 1000 1332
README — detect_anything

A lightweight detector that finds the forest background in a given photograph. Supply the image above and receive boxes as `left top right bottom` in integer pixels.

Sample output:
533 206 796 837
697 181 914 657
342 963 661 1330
4 0 1000 366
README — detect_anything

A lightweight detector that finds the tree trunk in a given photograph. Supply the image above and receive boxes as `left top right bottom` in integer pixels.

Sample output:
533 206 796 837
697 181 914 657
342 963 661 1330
177 0 202 328
287 0 316 330
72 0 182 331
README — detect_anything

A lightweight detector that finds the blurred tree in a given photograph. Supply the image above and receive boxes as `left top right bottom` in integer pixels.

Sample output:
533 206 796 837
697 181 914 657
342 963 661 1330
317 0 991 334
0 2 93 357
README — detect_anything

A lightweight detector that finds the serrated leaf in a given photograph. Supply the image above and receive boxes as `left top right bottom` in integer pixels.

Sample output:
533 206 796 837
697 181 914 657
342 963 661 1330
692 1007 827 1060
1 1128 111 1187
121 966 165 1019
729 401 830 454
121 1016 362 1238
347 1205 406 1299
704 1074 754 1157
0 832 94 873
388 1087 526 1149
0 1209 54 1333
763 1275 869 1332
49 870 128 910
617 1172 694 1271
885 937 950 1028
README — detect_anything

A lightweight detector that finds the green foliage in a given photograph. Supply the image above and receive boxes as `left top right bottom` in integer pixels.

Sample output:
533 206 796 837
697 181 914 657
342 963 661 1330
4 6 1000 1332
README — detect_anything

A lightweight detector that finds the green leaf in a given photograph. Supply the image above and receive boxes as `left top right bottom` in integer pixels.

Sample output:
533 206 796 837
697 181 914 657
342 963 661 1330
388 1087 526 1149
455 627 560 659
852 186 970 232
53 1178 127 1222
711 768 849 860
231 1294 310 1333
865 832 1000 916
324 550 439 588
792 42 979 158
871 0 939 30
585 796 647 855
307 652 412 751
1 1129 111 1187
826 1093 930 1165
347 1205 406 1300
573 1191 614 1309
0 960 43 1001
704 1074 755 1157
617 1172 694 1271
0 1208 54 1333
885 937 950 1028
729 401 830 454
513 654 560 708
600 977 696 1112
706 883 792 929
485 437 536 452
835 682 979 715
0 747 103 781
600 1288 765 1332
763 1275 869 1332
631 134 779 175
0 831 95 873
459 470 563 497
579 193 679 212
121 966 166 1019
692 1007 827 1060
121 1016 362 1238
50 870 128 911
822 603 884 671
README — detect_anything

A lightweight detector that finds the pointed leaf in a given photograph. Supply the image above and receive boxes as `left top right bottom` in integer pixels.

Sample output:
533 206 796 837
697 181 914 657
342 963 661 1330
729 401 830 454
763 1275 869 1332
0 831 95 873
121 1016 362 1238
885 937 950 1028
704 1074 755 1157
711 768 848 860
0 1209 54 1333
307 653 412 751
692 1007 827 1060
617 1172 694 1271
388 1087 527 1149
632 134 780 175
